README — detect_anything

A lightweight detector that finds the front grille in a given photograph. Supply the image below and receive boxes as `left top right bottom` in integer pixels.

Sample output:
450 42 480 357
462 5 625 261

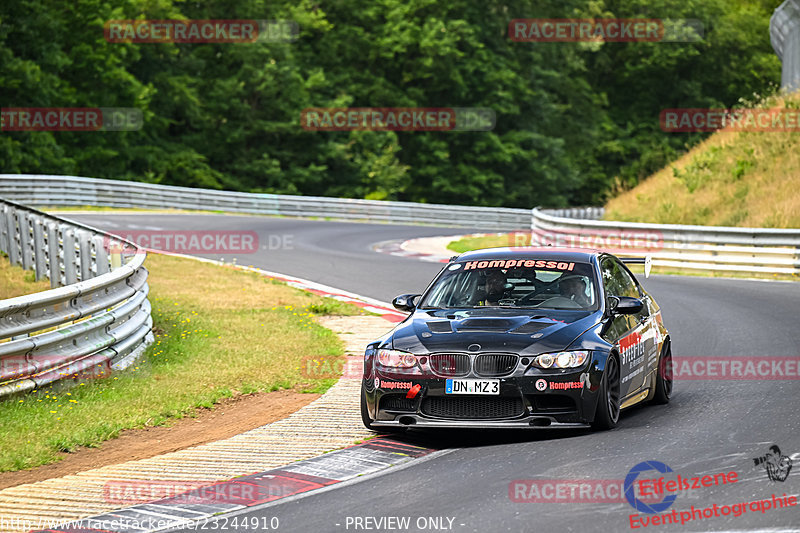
421 397 524 419
428 354 470 377
380 396 416 412
474 354 519 377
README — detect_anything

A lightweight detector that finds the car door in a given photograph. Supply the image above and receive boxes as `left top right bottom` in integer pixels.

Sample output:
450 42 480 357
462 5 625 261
600 258 636 399
614 258 659 396
600 257 650 398
617 262 662 394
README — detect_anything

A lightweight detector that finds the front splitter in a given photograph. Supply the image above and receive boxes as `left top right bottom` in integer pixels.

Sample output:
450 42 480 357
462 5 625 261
372 416 590 430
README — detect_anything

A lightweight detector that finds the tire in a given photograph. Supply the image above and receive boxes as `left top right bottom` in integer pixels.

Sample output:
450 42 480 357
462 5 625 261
652 342 673 405
360 387 375 430
592 354 621 430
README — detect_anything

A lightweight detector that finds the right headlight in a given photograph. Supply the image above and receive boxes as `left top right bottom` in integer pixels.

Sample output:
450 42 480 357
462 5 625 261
532 350 589 369
376 349 417 368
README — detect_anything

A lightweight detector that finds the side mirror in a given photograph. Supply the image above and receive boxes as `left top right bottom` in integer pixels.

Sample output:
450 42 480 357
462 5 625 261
392 293 421 312
609 296 643 315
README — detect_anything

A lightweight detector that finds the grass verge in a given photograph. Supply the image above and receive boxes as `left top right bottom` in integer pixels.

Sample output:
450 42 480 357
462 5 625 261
447 234 512 254
0 253 367 472
604 94 800 228
0 256 51 298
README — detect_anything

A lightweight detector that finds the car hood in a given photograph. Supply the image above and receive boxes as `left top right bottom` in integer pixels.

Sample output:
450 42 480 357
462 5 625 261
390 308 601 355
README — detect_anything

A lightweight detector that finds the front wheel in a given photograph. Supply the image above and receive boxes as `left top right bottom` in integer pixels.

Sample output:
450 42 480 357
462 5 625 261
592 355 621 430
360 387 375 430
652 342 673 405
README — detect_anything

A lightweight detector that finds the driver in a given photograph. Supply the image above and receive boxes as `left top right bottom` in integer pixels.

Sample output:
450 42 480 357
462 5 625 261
476 270 508 306
560 276 590 307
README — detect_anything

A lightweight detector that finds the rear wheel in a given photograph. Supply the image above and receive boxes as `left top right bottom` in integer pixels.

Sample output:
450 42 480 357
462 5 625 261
653 342 673 405
592 355 621 430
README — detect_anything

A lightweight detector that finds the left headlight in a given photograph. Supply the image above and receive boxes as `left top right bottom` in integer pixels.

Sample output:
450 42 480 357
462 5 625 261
376 349 417 368
532 350 589 369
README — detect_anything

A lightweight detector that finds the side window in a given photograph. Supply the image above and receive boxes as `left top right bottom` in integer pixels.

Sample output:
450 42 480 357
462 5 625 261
601 258 635 338
600 259 622 297
601 258 640 298
614 260 640 299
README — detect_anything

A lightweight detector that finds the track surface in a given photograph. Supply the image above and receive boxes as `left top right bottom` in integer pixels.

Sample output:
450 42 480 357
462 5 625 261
69 213 800 532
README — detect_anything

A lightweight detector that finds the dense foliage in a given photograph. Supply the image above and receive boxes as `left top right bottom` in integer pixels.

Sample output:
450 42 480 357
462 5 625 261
0 0 783 207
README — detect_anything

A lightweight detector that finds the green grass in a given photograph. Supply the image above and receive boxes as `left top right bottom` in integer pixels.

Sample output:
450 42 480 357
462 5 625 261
604 93 800 228
0 255 51 299
0 253 367 472
447 233 530 254
447 234 515 253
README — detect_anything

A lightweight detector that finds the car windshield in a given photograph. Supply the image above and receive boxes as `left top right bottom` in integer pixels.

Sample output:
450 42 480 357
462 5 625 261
420 259 598 310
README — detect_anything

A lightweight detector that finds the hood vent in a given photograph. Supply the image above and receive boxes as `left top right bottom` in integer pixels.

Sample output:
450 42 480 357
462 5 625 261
510 321 553 334
456 319 514 332
427 321 453 334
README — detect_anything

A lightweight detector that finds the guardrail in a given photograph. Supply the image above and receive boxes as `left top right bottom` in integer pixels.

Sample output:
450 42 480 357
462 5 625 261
532 208 800 275
0 175 532 231
1 175 797 278
0 198 153 398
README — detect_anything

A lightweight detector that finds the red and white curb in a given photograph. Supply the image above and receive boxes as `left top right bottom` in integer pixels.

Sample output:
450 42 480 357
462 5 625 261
34 439 438 533
24 252 426 533
372 239 452 263
373 233 512 263
240 266 407 323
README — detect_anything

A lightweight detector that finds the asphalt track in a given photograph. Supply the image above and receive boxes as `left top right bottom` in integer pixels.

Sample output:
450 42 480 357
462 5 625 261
68 213 800 533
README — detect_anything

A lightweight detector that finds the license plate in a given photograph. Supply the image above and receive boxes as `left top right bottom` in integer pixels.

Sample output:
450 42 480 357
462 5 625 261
445 379 500 395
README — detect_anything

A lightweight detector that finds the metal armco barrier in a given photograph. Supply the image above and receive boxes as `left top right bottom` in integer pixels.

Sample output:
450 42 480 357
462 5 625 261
771 0 800 93
0 198 153 398
532 208 800 275
0 175 531 231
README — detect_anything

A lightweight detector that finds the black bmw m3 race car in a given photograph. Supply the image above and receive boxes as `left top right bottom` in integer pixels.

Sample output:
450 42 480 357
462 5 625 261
361 248 672 431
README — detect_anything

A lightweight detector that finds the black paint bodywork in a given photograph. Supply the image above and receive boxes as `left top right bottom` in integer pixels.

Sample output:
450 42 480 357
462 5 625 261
361 248 670 429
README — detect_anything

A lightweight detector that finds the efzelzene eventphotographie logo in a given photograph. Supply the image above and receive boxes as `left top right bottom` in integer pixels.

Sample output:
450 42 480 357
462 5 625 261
624 461 678 514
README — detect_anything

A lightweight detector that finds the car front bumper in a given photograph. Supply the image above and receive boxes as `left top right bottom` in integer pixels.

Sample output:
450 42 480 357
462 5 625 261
365 363 604 429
